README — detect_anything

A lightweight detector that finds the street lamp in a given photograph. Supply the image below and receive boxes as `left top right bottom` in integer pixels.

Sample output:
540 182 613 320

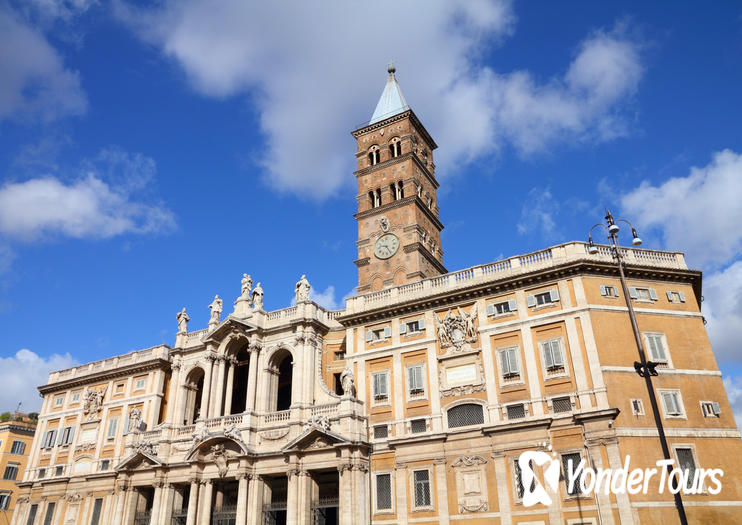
588 210 688 525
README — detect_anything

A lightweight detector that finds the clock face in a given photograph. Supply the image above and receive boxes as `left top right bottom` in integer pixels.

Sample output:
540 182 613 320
374 233 400 260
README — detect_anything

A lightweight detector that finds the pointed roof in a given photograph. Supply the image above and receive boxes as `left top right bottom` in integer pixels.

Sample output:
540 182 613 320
369 63 409 125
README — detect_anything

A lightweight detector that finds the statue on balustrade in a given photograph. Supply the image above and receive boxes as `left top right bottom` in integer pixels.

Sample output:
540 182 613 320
128 406 142 433
241 273 252 298
252 282 264 310
176 307 190 333
340 368 356 397
209 295 223 325
295 274 311 302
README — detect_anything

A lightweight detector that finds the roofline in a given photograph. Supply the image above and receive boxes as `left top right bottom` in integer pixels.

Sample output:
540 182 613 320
352 109 437 150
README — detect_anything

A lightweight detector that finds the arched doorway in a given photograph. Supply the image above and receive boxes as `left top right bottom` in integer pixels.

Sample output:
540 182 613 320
230 345 250 414
184 368 205 425
268 349 293 412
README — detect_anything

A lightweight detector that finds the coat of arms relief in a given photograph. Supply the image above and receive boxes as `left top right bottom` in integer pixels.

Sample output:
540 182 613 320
435 305 479 354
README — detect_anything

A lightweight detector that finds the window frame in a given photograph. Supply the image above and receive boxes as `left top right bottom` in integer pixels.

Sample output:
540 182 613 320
447 402 485 429
54 395 64 408
539 338 568 378
550 395 573 414
629 286 658 302
3 463 19 481
371 371 391 406
700 400 721 418
630 398 645 416
642 332 672 367
10 440 26 455
671 443 702 492
658 389 686 419
106 417 119 440
599 284 620 298
372 424 389 440
486 299 518 318
405 363 427 401
409 418 427 434
506 403 527 420
496 346 522 384
373 471 394 514
666 290 686 304
560 450 588 499
133 377 147 392
513 457 536 504
70 391 81 404
400 317 426 336
410 467 434 510
0 492 10 511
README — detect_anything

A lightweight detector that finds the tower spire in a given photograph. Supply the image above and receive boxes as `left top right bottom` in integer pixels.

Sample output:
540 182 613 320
369 63 409 125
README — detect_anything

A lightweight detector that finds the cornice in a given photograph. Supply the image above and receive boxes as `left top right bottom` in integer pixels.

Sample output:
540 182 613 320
354 195 444 233
354 151 439 190
38 358 171 395
336 259 702 326
351 109 438 150
402 242 447 274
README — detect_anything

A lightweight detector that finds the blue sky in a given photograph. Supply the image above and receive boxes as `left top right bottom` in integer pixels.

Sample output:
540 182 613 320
1 1 741 422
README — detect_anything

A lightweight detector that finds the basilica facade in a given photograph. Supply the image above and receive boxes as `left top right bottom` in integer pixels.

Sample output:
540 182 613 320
11 67 742 525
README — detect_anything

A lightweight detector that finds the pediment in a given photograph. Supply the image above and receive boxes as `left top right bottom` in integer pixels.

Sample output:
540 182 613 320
116 451 162 471
203 317 255 344
282 427 350 452
186 435 250 462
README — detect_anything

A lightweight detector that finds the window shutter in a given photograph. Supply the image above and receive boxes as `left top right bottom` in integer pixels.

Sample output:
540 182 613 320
629 287 638 299
408 367 416 390
40 431 48 448
500 350 510 375
666 290 674 301
550 289 560 302
57 429 64 446
527 295 536 307
122 417 130 436
649 288 658 301
486 304 495 316
552 342 564 367
508 299 518 311
507 348 519 374
365 330 372 342
600 285 607 296
399 323 407 335
712 402 721 415
383 326 391 339
543 344 554 369
380 373 388 396
418 318 425 330
612 286 619 297
679 292 686 303
67 427 74 445
373 374 379 395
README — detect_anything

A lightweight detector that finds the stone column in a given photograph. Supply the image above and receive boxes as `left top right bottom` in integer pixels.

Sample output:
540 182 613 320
297 470 312 525
606 441 635 525
291 332 304 408
245 346 259 412
224 358 236 416
148 482 163 525
586 444 616 525
286 469 301 525
492 452 512 525
211 355 227 418
303 332 316 404
235 474 249 525
197 480 213 525
166 360 182 423
394 462 409 525
111 482 128 525
122 488 139 525
185 479 199 525
158 483 176 525
200 350 216 420
352 463 370 525
433 458 450 525
337 463 353 525
246 475 263 525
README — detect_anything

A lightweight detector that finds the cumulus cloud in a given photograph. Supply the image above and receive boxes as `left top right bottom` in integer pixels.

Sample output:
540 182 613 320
702 261 742 366
114 1 643 199
0 147 175 241
517 187 557 235
0 6 87 123
621 150 742 269
0 349 78 413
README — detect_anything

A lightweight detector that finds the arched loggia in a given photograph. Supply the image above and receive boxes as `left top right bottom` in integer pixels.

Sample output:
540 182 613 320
183 367 205 425
268 349 294 412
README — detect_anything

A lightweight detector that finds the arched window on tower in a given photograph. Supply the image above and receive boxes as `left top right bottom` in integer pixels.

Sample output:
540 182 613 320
368 145 380 166
375 188 382 207
390 183 397 201
397 181 404 199
369 191 375 208
389 137 401 158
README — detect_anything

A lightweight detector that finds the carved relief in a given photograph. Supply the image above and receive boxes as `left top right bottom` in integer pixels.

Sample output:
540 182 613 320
435 305 478 353
82 386 107 421
210 444 230 478
260 428 290 441
440 383 486 398
452 455 489 513
133 440 158 456
304 415 331 432
451 455 487 467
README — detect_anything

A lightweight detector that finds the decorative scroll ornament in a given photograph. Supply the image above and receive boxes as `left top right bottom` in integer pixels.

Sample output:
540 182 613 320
451 455 487 467
435 305 478 353
304 415 331 432
83 386 107 421
133 440 158 456
440 383 486 398
460 501 489 513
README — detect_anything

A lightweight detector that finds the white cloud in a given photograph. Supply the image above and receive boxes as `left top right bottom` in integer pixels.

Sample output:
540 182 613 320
621 149 742 269
0 148 175 241
311 285 339 310
722 375 742 433
0 7 87 123
24 0 97 22
517 187 557 235
0 349 78 413
702 261 742 366
115 2 642 200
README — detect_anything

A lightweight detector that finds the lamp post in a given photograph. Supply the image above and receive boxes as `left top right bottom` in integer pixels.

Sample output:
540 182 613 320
587 210 688 525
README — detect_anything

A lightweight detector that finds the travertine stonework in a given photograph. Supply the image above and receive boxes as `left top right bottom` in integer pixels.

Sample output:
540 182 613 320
11 70 742 525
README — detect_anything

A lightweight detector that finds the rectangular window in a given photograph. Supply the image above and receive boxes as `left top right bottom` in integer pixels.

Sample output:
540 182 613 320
54 396 64 407
0 493 10 511
499 347 520 380
507 404 526 420
90 498 103 525
55 466 64 477
107 417 119 439
629 286 658 301
599 285 619 297
373 425 388 439
375 473 392 511
38 468 46 479
42 429 58 449
26 504 38 525
514 459 535 500
3 464 18 480
552 397 572 413
542 339 565 373
487 299 518 316
372 372 389 401
666 290 686 303
71 392 81 404
645 334 668 363
42 501 55 525
413 470 432 507
367 326 391 343
631 399 645 416
408 365 425 397
528 290 559 307
11 440 26 455
410 419 427 434
134 378 146 391
676 448 697 490
99 460 110 471
661 391 683 417
562 453 584 496
59 426 74 446
701 401 721 417
400 318 425 335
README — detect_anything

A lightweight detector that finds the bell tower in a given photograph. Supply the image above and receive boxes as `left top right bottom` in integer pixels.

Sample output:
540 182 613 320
352 65 446 293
